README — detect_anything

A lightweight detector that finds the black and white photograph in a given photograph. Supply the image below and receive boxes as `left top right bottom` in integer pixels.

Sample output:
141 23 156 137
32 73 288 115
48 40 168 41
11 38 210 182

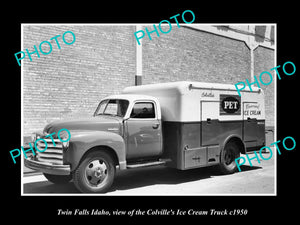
20 23 276 196
4 5 298 223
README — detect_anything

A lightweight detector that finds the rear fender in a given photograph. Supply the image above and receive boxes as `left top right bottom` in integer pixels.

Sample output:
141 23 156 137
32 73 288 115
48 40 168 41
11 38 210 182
221 134 246 154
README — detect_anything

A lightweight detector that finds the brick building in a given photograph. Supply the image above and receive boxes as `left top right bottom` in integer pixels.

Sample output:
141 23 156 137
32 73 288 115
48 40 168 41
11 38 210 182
22 24 275 140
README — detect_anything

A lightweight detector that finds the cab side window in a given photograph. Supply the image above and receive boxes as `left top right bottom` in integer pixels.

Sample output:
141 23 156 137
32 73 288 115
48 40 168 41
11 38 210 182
130 102 155 119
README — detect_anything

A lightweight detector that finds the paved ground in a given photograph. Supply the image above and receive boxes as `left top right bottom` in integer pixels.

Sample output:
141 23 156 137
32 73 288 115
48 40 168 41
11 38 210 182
23 152 275 195
23 130 275 195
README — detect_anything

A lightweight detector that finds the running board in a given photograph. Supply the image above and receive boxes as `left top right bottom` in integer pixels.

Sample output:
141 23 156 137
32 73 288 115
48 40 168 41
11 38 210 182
126 160 167 169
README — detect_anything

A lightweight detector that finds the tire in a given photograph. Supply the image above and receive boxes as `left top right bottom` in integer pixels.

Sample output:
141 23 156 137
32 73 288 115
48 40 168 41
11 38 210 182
73 151 116 193
43 173 72 184
219 141 240 174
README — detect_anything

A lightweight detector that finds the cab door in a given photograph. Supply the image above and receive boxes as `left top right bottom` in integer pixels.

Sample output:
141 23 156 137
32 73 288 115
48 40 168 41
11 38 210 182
125 101 162 160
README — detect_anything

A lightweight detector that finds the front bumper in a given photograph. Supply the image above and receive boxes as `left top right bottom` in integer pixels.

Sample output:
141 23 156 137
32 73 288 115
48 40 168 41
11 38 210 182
24 156 71 175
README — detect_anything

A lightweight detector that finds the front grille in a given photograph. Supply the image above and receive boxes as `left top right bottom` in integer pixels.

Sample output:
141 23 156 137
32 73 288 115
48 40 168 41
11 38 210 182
36 138 64 165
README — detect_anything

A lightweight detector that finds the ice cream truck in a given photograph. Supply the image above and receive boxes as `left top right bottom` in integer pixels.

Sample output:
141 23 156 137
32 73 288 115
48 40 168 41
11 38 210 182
25 81 265 193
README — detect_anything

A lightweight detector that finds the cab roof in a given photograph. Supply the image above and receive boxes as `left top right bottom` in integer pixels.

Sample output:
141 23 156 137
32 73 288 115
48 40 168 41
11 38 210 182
102 94 158 102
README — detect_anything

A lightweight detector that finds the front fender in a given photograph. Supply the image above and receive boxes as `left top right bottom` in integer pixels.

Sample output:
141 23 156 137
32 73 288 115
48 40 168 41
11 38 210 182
64 130 126 171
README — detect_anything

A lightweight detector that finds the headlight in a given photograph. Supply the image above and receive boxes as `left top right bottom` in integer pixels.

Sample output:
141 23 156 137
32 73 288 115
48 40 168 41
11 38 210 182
31 133 36 142
58 129 71 141
58 129 71 150
31 133 41 143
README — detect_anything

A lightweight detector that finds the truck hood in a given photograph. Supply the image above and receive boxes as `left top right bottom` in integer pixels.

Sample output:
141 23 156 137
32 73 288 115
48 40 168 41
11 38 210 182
43 116 123 135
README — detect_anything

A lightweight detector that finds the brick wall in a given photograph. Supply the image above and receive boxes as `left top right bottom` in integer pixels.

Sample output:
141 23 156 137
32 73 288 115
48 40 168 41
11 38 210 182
23 25 136 137
22 24 274 139
254 46 275 127
142 26 250 85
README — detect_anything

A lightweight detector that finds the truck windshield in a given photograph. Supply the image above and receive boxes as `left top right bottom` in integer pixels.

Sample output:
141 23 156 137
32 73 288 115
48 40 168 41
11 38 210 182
94 99 129 117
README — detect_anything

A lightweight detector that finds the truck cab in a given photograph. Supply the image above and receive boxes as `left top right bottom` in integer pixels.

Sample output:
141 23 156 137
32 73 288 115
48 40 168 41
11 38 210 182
94 94 163 161
25 81 265 193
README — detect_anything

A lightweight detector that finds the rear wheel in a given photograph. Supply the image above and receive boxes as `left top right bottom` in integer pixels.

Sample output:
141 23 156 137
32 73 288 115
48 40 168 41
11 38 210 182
219 141 240 174
73 151 115 193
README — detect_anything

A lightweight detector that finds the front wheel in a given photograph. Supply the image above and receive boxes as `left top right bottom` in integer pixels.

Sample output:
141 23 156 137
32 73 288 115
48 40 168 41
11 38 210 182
73 151 115 193
219 141 240 174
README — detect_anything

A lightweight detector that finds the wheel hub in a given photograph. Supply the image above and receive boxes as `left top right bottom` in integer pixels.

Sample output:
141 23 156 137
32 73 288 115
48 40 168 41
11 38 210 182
225 150 234 165
94 167 103 178
85 159 108 186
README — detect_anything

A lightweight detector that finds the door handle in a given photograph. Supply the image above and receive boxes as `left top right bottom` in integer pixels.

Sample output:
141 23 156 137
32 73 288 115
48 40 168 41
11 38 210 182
152 123 160 129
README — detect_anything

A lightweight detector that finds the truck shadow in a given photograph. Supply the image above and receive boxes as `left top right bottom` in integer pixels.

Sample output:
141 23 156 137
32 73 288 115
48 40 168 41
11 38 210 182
110 164 262 192
23 164 261 194
23 180 79 193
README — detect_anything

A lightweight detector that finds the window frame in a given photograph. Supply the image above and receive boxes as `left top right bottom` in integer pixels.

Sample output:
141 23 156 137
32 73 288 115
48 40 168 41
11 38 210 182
94 99 129 117
128 100 158 120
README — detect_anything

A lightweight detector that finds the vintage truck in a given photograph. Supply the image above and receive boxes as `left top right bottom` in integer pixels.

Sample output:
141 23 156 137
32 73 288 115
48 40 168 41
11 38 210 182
25 81 265 193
